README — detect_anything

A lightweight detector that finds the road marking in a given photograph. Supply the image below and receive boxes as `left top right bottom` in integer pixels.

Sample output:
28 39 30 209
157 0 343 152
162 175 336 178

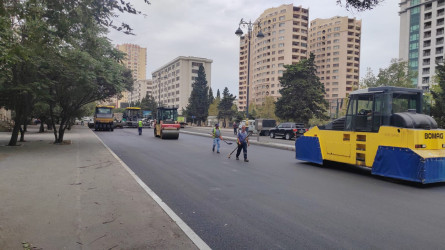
92 132 211 250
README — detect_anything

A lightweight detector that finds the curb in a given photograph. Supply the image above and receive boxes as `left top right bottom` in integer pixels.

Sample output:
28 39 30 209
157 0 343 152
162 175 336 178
180 130 295 152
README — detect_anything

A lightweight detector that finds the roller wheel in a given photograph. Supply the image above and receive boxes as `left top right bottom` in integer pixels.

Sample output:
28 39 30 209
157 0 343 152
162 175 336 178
160 130 164 139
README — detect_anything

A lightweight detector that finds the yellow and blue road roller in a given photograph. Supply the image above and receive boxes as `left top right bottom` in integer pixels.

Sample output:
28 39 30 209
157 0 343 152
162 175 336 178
296 87 445 184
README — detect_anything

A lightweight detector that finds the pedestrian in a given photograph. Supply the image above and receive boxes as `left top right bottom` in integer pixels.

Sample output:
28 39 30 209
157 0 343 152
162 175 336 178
138 120 143 135
233 122 238 135
236 125 250 162
212 123 223 153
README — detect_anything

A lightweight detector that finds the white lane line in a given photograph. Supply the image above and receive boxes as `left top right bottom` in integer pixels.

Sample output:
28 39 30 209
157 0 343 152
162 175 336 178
92 132 211 250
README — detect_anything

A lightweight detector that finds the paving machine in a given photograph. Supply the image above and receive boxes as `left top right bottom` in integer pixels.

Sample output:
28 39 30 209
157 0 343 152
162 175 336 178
123 107 142 128
296 86 445 184
94 105 114 131
154 107 180 139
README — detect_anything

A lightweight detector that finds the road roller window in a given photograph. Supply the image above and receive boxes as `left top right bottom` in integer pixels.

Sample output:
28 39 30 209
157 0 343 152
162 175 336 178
392 94 419 114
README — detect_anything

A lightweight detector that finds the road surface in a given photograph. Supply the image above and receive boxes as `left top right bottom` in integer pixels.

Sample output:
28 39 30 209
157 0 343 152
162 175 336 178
96 128 445 249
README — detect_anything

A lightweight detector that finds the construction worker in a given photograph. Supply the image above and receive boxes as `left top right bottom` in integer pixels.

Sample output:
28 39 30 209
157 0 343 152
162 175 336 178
212 123 223 153
236 125 249 162
138 120 143 135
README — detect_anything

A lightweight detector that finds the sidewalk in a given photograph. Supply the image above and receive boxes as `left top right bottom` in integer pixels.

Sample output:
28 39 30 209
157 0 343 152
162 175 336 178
0 126 198 249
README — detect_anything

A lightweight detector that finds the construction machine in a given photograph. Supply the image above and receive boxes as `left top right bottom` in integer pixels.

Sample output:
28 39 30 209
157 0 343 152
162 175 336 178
296 86 445 184
154 107 180 139
122 107 142 128
94 105 114 131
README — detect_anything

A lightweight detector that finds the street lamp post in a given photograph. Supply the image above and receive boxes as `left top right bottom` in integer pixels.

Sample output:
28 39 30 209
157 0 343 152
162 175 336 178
235 18 264 119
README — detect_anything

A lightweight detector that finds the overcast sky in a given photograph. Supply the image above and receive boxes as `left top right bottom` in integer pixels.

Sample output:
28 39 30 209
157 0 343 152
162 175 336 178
107 0 400 97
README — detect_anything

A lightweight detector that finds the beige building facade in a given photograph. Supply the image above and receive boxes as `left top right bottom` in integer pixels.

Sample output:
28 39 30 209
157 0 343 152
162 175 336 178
129 79 153 104
238 4 309 111
114 44 147 107
309 16 361 115
152 56 212 114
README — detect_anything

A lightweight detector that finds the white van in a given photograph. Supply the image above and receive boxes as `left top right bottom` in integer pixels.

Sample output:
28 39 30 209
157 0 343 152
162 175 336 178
239 120 256 134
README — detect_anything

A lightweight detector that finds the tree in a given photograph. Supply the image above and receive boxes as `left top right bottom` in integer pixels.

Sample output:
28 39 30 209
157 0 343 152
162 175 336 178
208 87 214 105
258 96 278 120
216 89 221 99
248 103 258 120
275 53 328 124
140 93 158 117
360 59 417 89
218 87 236 125
185 65 210 125
208 97 220 116
337 0 383 11
0 0 149 145
359 67 378 88
431 63 445 128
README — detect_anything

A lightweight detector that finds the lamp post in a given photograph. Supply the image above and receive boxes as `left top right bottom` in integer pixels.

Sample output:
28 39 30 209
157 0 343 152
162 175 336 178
235 18 264 119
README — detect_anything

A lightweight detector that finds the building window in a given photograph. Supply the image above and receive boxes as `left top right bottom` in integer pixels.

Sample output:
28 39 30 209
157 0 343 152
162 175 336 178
279 16 285 21
279 22 285 27
334 27 340 31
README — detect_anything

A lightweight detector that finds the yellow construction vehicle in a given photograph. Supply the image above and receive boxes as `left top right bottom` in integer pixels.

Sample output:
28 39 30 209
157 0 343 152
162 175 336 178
154 107 180 139
94 105 114 131
122 107 142 128
296 87 445 184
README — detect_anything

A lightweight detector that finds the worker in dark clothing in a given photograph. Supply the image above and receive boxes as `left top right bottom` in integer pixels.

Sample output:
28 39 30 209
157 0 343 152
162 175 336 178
236 125 249 162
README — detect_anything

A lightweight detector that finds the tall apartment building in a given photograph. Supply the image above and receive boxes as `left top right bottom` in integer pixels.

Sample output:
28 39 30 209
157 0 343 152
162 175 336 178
399 0 445 89
309 16 362 114
151 56 212 114
238 4 309 111
114 44 147 107
129 79 153 104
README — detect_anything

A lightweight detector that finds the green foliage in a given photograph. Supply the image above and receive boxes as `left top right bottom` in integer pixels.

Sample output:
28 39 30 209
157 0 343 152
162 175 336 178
0 0 147 144
275 53 328 125
248 103 258 119
431 64 445 128
360 59 417 89
208 97 220 116
185 65 210 125
257 96 278 120
216 89 221 99
337 0 383 11
208 87 214 105
140 93 158 117
218 87 236 122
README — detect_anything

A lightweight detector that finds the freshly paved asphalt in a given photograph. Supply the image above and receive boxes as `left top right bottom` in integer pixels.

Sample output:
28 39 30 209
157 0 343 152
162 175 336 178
96 128 445 249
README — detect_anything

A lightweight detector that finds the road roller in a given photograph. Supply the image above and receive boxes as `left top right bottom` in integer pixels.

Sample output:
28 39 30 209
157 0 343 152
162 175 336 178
94 105 114 131
296 86 445 184
154 107 180 139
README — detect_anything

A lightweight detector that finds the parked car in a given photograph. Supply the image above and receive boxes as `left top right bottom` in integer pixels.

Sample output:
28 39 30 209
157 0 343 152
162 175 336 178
87 118 95 128
269 122 307 140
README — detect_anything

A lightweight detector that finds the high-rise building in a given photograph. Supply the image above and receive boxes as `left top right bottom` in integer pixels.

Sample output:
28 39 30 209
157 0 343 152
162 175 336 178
399 0 445 90
129 79 153 104
114 44 147 107
152 56 212 114
238 4 309 111
309 16 362 115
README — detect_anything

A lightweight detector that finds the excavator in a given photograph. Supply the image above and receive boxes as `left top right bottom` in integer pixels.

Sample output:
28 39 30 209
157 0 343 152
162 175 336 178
154 107 180 139
296 86 445 184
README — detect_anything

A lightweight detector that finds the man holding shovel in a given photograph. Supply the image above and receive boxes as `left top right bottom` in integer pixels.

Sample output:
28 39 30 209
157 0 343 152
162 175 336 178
212 123 223 153
236 125 250 162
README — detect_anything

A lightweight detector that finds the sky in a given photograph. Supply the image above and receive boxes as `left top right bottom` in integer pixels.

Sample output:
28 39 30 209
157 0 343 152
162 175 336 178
107 0 400 97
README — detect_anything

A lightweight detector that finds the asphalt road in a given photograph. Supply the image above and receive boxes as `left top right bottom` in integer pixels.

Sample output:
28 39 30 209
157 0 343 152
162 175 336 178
183 126 296 146
96 128 445 249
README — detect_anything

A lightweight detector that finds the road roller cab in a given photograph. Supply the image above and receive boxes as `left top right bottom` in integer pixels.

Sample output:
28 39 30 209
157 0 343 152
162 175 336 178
154 107 180 139
296 86 445 184
94 105 114 131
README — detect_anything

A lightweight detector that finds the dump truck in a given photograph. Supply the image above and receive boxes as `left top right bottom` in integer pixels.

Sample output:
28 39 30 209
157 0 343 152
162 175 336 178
296 86 445 184
94 105 114 131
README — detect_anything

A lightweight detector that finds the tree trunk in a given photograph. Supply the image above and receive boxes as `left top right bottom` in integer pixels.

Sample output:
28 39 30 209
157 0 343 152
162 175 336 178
47 122 52 130
19 125 25 142
39 121 45 133
8 122 20 146
23 122 27 132
57 121 67 143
